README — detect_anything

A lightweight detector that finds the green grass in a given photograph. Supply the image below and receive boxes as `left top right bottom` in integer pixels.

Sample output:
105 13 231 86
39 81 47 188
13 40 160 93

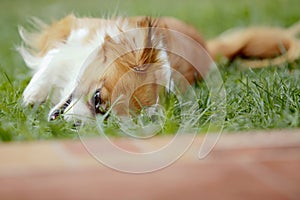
0 0 299 142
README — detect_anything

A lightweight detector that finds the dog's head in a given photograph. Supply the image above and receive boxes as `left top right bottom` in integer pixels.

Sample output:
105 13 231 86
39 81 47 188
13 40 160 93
47 17 171 122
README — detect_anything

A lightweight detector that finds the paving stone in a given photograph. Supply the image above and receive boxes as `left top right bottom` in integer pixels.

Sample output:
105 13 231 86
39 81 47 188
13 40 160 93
0 129 299 199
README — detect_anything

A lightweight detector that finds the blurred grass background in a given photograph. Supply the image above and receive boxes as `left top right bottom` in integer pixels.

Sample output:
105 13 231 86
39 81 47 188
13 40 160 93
0 0 299 141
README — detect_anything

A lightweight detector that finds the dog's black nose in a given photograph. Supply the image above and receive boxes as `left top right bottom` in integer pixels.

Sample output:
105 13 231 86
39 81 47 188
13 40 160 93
48 109 61 121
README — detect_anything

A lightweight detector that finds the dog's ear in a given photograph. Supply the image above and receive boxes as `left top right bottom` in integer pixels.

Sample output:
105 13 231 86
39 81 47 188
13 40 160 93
101 17 164 72
38 15 75 55
134 17 163 71
19 14 75 56
136 17 158 29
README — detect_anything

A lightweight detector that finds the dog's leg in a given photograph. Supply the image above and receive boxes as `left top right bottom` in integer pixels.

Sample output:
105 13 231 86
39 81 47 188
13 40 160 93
288 20 300 36
22 44 85 106
207 29 250 60
20 15 76 105
207 21 300 67
22 49 61 105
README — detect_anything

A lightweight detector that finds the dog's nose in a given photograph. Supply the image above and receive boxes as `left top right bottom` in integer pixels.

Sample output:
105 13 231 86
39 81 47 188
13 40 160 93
48 109 61 121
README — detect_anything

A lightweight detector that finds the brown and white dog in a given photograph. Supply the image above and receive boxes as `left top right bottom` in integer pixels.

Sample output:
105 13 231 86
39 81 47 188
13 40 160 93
18 15 300 122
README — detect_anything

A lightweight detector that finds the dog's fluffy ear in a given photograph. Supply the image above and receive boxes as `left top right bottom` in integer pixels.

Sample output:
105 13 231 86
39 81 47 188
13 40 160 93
136 16 158 28
37 14 75 55
19 14 75 56
18 14 76 70
136 17 161 70
102 17 164 72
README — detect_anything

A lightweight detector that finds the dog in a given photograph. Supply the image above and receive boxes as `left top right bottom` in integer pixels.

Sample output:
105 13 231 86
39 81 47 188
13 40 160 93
18 15 300 123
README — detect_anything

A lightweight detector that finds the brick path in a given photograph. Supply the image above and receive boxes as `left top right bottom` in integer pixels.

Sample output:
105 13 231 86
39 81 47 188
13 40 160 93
0 129 299 200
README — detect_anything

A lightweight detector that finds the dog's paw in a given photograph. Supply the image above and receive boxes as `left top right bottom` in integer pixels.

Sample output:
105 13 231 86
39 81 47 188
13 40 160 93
22 82 50 106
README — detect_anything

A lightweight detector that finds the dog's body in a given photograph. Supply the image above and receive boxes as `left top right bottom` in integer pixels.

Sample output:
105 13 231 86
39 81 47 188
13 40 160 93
18 15 300 122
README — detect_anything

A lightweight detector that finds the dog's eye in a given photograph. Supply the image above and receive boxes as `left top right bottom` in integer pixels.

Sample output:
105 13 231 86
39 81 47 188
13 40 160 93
92 89 106 114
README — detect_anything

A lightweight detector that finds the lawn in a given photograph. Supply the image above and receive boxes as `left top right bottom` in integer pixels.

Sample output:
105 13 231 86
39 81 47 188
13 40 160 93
0 0 299 142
